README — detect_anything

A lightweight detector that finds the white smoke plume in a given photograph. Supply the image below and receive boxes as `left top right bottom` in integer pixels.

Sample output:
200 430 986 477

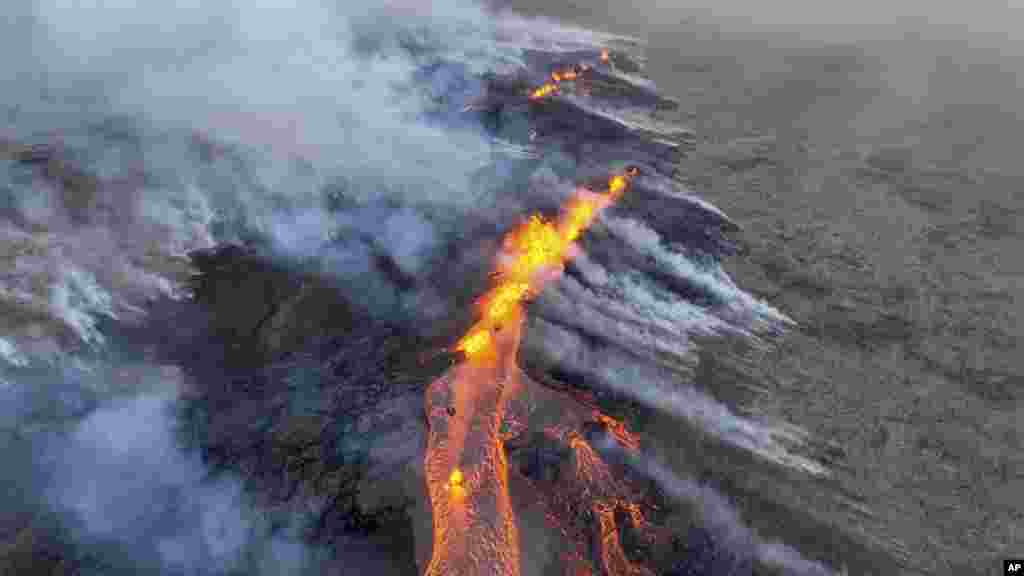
598 436 836 576
526 314 826 477
0 0 532 364
602 215 791 328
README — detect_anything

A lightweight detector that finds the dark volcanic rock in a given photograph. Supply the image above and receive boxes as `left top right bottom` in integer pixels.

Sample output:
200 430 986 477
118 244 453 563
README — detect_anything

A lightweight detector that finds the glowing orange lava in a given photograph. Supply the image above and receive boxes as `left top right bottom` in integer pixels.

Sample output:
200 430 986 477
423 170 637 576
529 83 559 100
594 501 655 576
568 432 654 576
539 413 655 576
453 170 635 363
529 62 596 101
593 411 641 452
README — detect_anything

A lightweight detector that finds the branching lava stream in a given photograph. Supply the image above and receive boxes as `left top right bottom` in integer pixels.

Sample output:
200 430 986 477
423 166 637 576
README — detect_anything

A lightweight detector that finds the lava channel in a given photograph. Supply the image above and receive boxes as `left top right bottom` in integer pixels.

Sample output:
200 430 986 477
422 168 637 576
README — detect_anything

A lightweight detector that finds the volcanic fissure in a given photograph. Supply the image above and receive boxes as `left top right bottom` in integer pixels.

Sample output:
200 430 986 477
421 56 650 575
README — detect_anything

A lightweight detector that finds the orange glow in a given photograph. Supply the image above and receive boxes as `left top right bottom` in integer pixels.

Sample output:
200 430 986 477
565 552 593 576
451 168 635 364
566 430 615 498
552 69 580 82
501 215 564 278
609 175 628 198
424 359 520 576
593 411 641 452
600 49 610 62
561 195 599 242
530 62 592 100
482 282 531 325
622 501 647 530
595 502 654 576
539 416 659 575
424 170 636 576
455 328 494 361
530 83 559 100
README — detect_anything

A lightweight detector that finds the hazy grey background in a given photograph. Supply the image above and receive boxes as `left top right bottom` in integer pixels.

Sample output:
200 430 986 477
501 0 1024 173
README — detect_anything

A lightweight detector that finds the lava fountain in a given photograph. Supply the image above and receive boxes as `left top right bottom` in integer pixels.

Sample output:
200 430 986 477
423 168 638 576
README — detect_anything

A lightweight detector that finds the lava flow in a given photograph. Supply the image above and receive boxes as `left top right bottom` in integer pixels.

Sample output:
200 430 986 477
571 434 654 576
545 424 656 576
423 168 637 576
529 49 613 101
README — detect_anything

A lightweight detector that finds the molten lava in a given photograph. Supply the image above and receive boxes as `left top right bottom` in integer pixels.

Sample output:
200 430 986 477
529 83 559 100
423 169 637 576
453 170 636 363
542 415 656 576
455 328 494 360
528 60 600 101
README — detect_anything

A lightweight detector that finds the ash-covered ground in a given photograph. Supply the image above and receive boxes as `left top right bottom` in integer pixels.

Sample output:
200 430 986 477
0 1 1021 576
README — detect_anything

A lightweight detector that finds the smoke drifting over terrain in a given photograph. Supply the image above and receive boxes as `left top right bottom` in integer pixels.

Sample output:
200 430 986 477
599 437 833 576
0 1 527 573
0 0 531 361
1 1 880 574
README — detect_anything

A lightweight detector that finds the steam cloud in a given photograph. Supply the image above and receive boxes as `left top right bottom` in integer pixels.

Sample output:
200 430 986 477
1 0 530 363
0 360 411 575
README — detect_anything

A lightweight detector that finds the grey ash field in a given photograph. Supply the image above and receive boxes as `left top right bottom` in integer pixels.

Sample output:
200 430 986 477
501 2 1023 574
